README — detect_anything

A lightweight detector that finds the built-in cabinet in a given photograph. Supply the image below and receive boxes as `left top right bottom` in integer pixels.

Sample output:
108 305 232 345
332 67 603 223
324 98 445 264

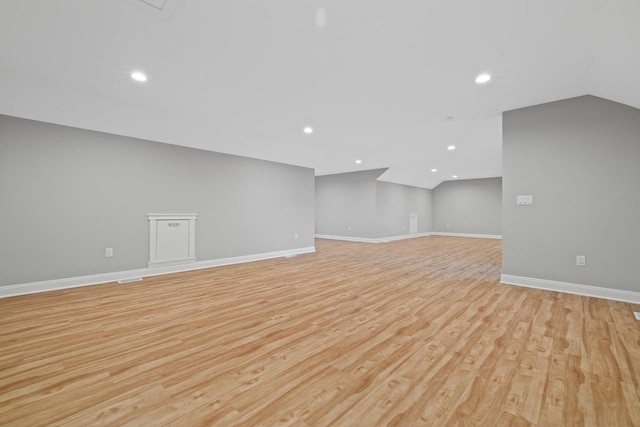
148 213 197 268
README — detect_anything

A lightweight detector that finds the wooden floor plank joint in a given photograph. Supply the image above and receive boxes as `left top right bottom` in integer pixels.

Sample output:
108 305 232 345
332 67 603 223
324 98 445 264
1 236 639 426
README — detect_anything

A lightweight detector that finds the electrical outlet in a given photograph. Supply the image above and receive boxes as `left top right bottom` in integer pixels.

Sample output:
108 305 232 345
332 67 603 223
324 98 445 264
106 248 113 258
576 255 586 267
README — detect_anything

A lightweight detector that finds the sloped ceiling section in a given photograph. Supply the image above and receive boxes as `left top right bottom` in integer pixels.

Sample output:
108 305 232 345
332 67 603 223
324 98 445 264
139 0 168 11
589 0 640 110
123 0 183 18
0 0 638 189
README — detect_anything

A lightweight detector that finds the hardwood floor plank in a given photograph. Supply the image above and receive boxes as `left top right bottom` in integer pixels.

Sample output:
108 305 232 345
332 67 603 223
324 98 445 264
1 236 639 426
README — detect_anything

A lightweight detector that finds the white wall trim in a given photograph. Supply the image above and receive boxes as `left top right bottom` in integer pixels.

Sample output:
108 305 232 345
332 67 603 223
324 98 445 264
378 232 432 243
0 246 316 299
148 257 197 268
430 232 502 239
315 234 381 243
500 274 640 304
315 232 431 244
148 213 197 268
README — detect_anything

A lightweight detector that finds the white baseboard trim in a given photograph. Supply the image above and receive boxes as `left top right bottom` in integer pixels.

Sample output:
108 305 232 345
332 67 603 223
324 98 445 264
500 274 640 304
314 234 378 243
148 257 197 268
377 232 432 243
0 246 316 299
430 232 502 239
315 232 431 244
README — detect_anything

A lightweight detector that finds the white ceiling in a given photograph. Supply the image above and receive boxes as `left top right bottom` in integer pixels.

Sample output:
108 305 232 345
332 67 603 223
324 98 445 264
1 0 638 189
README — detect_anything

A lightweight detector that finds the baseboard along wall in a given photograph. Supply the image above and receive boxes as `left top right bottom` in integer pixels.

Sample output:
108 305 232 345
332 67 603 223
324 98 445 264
5 243 636 306
500 274 640 304
315 232 502 243
0 247 316 299
315 232 431 244
430 232 503 239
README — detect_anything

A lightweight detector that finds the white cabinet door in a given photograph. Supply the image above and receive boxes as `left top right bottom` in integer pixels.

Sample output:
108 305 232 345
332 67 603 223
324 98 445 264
156 220 190 261
148 213 197 268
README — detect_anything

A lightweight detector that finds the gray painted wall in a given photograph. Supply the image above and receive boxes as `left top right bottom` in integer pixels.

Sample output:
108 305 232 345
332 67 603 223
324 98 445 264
315 169 432 238
502 95 640 292
0 115 315 287
375 181 432 236
432 177 502 235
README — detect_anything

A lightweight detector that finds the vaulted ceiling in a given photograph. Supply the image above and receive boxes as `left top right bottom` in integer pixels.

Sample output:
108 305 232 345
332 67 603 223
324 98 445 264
1 0 638 188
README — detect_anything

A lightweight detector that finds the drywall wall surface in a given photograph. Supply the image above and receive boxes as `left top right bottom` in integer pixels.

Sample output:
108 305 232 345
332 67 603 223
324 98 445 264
315 169 382 238
0 115 314 286
375 181 432 236
315 169 432 238
502 95 640 291
432 177 502 235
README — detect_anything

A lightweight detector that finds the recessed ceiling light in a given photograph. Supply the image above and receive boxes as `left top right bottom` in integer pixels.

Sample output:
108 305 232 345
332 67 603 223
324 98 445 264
447 145 456 151
303 126 313 134
131 71 147 82
452 175 458 178
355 159 362 164
475 73 491 84
316 8 327 28
431 168 437 172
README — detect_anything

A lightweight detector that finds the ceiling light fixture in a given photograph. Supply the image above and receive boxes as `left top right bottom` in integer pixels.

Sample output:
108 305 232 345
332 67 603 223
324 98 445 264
303 126 313 134
431 168 437 172
447 145 456 151
452 175 458 178
316 8 327 28
131 71 148 82
355 159 362 164
475 73 491 84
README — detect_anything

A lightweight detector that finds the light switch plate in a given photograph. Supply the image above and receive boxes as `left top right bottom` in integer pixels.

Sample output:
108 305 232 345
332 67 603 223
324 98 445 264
517 195 533 205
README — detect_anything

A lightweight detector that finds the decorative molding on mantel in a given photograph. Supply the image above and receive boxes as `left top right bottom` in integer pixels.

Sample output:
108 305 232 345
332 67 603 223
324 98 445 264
147 213 198 220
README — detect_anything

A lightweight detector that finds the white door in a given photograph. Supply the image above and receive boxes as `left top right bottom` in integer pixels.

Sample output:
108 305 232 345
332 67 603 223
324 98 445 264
409 213 418 234
157 220 190 261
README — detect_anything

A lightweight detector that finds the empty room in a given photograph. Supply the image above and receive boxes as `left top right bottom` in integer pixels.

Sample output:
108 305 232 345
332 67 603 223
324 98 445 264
1 1 639 426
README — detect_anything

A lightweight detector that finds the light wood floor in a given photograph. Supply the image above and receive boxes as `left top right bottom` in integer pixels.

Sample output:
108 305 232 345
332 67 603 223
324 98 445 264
1 237 639 426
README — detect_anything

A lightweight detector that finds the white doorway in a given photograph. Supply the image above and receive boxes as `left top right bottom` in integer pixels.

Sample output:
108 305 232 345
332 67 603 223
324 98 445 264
409 213 418 234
